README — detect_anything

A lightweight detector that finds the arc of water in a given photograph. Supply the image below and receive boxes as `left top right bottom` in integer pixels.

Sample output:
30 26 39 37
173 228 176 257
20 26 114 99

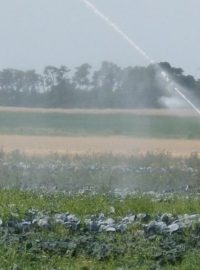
80 0 200 115
174 87 200 115
80 0 153 63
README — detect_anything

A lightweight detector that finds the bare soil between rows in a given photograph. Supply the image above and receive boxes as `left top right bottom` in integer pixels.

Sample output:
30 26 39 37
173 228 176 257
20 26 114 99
0 135 200 157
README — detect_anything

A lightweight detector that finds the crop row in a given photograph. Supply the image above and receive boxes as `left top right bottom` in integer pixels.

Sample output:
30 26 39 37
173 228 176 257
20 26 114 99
0 151 200 193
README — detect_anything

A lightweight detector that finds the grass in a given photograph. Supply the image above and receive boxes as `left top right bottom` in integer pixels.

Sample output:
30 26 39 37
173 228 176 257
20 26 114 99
1 189 200 219
0 190 200 269
0 111 200 138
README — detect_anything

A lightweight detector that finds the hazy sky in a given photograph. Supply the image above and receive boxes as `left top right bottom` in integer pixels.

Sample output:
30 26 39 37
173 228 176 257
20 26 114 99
0 0 199 76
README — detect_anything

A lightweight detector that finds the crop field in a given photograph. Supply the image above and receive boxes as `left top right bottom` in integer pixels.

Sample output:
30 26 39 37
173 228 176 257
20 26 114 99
1 108 200 269
1 135 200 157
0 151 200 269
0 109 199 138
0 108 200 157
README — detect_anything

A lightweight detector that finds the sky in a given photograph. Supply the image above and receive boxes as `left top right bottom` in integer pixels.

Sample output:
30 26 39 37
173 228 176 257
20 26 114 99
0 0 199 77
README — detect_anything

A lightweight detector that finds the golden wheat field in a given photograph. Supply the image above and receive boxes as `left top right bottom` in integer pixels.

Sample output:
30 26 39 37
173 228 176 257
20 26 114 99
0 134 200 156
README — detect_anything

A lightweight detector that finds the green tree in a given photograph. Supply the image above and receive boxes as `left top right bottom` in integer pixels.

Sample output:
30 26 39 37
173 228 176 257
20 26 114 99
73 63 91 90
91 61 122 107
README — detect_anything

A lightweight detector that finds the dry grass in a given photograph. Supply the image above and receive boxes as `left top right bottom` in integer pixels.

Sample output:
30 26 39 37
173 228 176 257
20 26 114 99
0 135 200 157
0 106 197 117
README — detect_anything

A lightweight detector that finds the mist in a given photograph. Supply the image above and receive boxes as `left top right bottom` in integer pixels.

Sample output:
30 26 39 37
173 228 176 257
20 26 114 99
0 61 199 109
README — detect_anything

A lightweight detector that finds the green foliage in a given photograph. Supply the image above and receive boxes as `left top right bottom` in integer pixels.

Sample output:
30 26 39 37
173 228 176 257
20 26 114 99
1 152 200 268
0 189 200 220
0 189 200 269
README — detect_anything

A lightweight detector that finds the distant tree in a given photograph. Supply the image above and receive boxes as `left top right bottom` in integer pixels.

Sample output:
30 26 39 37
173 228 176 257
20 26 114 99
0 69 43 106
46 81 77 108
43 65 70 89
159 62 184 76
0 69 25 105
159 62 200 101
116 64 163 108
73 63 91 90
43 65 77 108
91 61 121 107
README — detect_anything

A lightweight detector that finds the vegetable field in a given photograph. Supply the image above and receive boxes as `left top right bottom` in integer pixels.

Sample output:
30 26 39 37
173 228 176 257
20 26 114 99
0 108 200 269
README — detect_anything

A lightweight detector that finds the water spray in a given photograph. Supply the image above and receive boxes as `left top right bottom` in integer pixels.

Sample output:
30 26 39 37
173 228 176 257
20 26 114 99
80 0 200 115
160 71 200 114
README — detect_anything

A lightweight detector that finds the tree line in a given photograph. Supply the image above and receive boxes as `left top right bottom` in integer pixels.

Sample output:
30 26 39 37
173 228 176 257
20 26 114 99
0 61 199 108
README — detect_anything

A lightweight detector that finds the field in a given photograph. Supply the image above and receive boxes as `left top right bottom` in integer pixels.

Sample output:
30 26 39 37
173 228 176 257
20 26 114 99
0 109 199 138
0 108 200 156
1 107 200 269
0 151 200 269
1 135 200 157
